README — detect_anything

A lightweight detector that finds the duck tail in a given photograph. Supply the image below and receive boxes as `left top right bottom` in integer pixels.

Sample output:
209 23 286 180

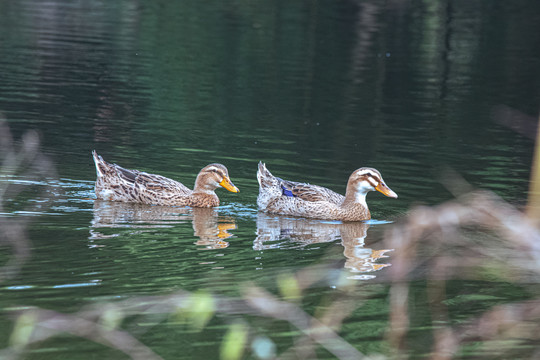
257 161 267 186
92 150 111 178
257 161 278 188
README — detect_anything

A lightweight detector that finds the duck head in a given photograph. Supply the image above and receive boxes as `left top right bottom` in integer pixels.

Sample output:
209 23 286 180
347 167 397 205
195 163 239 193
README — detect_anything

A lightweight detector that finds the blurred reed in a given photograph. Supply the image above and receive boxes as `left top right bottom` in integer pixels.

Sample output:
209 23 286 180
0 117 59 282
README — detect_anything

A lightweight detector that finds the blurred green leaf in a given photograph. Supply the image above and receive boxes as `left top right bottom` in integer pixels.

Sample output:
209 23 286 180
9 311 37 348
100 306 124 330
220 322 248 360
277 273 301 301
187 290 216 331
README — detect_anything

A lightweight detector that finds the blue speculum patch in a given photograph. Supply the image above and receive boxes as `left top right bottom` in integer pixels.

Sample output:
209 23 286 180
281 185 296 197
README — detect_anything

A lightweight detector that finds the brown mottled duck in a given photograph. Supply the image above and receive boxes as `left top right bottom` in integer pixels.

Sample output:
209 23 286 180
92 150 239 207
256 162 396 221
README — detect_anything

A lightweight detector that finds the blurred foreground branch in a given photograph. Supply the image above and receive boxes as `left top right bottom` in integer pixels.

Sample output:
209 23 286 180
492 104 540 222
0 118 59 281
386 189 540 359
527 111 540 221
2 286 367 360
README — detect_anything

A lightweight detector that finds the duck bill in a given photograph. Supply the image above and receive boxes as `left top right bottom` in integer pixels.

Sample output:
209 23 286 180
375 182 398 198
219 177 239 193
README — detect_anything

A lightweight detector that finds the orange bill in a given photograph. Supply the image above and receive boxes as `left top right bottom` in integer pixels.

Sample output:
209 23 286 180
219 177 240 193
375 182 398 198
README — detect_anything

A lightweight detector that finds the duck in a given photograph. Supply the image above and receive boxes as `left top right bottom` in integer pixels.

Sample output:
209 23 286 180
92 150 239 207
256 162 397 221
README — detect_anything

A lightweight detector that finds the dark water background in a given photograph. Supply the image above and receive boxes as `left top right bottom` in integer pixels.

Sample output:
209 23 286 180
0 0 539 359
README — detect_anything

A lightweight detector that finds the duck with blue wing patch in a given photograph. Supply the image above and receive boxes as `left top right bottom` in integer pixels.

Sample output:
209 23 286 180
256 162 397 221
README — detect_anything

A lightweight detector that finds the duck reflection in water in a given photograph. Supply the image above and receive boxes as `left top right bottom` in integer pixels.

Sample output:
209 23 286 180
254 213 392 279
90 200 236 249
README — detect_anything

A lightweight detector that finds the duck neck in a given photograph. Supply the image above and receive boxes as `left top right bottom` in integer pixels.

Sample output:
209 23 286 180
341 188 371 220
193 176 216 195
343 184 368 210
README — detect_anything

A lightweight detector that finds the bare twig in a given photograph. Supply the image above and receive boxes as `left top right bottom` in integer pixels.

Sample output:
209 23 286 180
0 118 60 281
243 285 365 360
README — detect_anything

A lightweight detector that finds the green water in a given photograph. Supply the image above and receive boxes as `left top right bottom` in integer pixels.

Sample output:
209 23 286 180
0 1 539 359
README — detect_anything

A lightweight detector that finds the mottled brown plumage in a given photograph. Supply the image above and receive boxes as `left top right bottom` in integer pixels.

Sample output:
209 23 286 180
256 162 397 221
92 150 239 207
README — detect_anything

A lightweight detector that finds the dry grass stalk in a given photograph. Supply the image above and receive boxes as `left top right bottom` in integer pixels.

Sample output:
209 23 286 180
385 190 540 359
0 118 59 281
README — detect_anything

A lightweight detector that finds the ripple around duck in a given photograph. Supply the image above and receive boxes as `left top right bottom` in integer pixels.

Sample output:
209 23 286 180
217 203 258 219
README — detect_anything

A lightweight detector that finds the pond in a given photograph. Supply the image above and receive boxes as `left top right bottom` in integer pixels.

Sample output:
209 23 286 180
0 1 539 359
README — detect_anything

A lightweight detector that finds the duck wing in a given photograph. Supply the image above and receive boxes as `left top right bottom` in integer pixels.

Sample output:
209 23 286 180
279 179 344 205
115 165 191 193
94 151 190 194
257 162 344 205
